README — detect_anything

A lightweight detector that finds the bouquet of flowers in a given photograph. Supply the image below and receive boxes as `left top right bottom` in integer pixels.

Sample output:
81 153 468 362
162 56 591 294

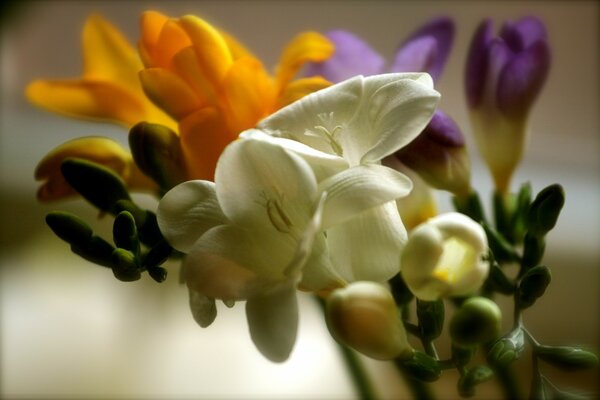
25 9 597 399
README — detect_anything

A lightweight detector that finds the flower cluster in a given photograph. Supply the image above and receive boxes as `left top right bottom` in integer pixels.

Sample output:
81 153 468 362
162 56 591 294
28 10 597 400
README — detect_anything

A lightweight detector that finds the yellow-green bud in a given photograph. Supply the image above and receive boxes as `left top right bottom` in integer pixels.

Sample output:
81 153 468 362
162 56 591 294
450 297 502 347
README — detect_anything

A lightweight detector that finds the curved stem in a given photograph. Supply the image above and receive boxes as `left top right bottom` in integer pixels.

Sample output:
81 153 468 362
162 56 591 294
338 343 378 400
393 360 436 400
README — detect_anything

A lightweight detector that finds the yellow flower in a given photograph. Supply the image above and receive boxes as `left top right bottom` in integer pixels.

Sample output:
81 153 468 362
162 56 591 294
137 11 334 180
35 137 156 201
26 14 175 129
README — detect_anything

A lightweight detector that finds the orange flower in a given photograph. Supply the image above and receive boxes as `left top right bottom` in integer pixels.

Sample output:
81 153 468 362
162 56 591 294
137 11 333 180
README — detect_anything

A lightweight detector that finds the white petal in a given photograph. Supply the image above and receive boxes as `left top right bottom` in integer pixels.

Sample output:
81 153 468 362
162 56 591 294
215 137 317 235
188 289 217 328
240 129 348 181
157 180 227 253
361 77 440 163
184 225 294 300
319 164 413 229
246 281 299 363
327 202 407 282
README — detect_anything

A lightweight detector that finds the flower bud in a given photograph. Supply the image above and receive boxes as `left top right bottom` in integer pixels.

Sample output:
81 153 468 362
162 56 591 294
401 213 489 301
449 297 502 347
395 110 471 197
517 265 551 309
465 17 551 193
326 282 412 360
526 184 565 237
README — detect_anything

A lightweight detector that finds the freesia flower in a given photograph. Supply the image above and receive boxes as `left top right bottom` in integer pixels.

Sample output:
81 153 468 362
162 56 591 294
35 137 156 201
465 16 551 193
249 72 440 282
305 16 454 82
400 212 489 301
326 281 412 360
394 110 471 197
157 135 412 361
138 11 334 180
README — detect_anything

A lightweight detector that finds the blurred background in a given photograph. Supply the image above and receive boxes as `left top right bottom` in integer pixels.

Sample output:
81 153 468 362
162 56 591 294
1 1 598 398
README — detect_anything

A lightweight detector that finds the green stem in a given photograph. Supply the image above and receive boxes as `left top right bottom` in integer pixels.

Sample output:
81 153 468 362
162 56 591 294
337 343 378 400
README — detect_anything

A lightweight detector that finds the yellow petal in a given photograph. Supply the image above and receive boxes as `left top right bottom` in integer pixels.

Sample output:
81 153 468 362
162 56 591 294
218 29 255 60
179 107 237 180
83 14 141 92
171 46 218 106
276 31 334 88
139 68 203 120
139 11 170 66
276 76 331 108
26 79 147 126
178 15 233 90
221 57 276 133
35 137 155 201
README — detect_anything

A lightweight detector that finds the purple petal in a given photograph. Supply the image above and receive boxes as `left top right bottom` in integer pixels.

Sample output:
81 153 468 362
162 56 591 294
465 19 494 107
423 110 465 147
391 16 455 81
390 36 437 75
304 30 385 82
500 16 548 52
497 40 551 118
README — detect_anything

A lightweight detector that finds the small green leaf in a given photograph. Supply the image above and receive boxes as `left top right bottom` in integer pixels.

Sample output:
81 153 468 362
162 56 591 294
452 343 475 367
526 184 565 237
536 345 599 371
521 233 546 272
487 328 525 367
397 351 442 382
457 365 494 397
71 236 115 268
518 265 551 309
61 158 131 213
111 248 140 282
417 299 445 340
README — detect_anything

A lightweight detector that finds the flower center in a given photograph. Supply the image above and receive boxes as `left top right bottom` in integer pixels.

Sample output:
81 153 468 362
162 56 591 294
432 237 476 283
311 112 344 156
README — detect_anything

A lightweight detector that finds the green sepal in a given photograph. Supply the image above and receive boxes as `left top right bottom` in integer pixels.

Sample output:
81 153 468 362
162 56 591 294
147 266 168 283
450 297 501 347
452 191 486 223
113 211 140 256
482 222 520 263
71 236 115 268
510 182 532 243
61 158 131 213
129 122 187 192
517 265 551 309
114 200 162 246
526 184 565 238
111 248 141 282
487 262 516 295
452 343 475 367
417 299 445 340
46 211 93 249
487 328 525 367
535 345 599 371
389 273 414 305
397 351 442 382
493 191 514 242
457 365 494 397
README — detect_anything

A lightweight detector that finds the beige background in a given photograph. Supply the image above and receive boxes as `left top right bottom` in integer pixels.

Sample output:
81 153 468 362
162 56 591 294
1 1 598 398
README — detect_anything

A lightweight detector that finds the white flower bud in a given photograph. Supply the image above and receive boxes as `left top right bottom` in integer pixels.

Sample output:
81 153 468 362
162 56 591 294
326 282 412 360
401 212 489 301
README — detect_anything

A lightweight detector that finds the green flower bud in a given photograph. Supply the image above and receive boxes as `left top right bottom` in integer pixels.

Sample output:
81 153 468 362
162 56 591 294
517 265 551 309
450 297 502 347
388 273 414 305
326 282 412 360
113 211 139 255
482 222 519 263
457 365 494 397
71 236 115 268
61 158 131 213
526 184 565 237
397 351 442 382
111 248 140 282
46 211 93 249
536 345 599 371
487 328 525 367
114 200 162 246
147 266 168 283
487 263 516 295
417 299 445 340
521 233 546 271
129 122 187 191
142 239 173 270
452 343 475 368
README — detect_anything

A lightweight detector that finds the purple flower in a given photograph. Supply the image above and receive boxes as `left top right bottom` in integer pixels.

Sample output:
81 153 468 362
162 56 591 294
465 16 551 193
305 17 455 82
395 110 471 196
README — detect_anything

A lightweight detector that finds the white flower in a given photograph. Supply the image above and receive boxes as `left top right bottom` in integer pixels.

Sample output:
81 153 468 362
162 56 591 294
245 73 440 282
326 281 413 360
157 137 413 362
400 212 489 301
